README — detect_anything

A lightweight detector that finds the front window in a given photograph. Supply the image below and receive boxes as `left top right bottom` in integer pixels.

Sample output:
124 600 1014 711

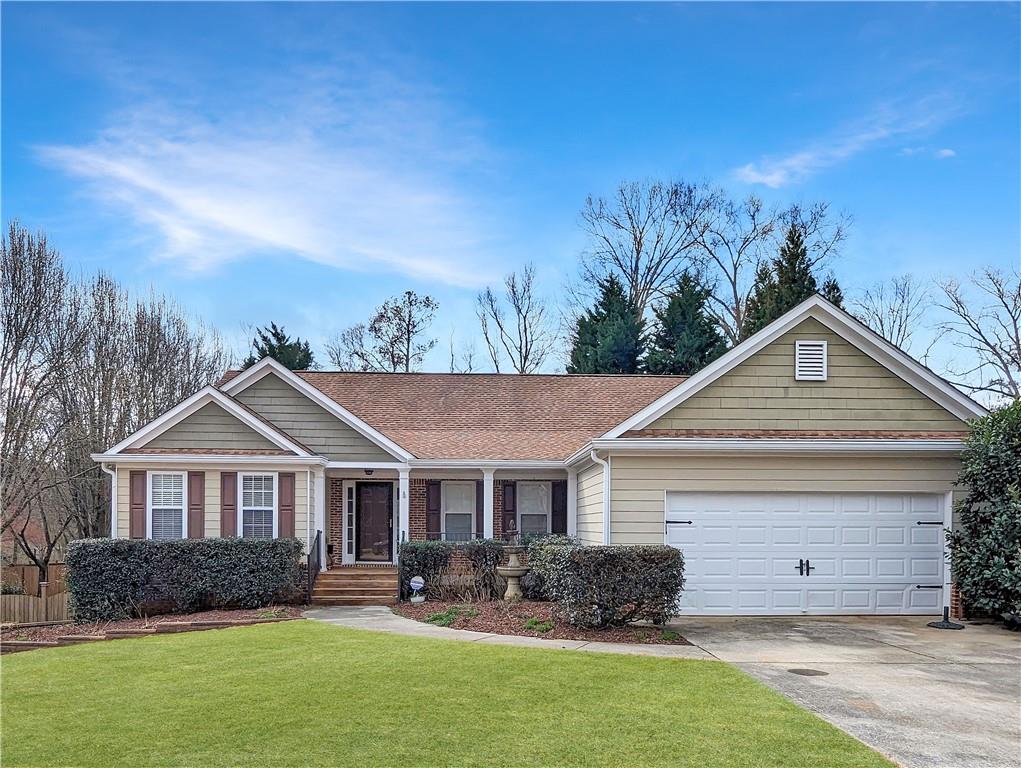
517 482 550 536
442 481 475 542
149 472 186 540
240 474 276 539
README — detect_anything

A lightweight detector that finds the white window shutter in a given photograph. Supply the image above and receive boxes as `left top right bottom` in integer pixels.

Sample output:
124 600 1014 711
795 340 828 381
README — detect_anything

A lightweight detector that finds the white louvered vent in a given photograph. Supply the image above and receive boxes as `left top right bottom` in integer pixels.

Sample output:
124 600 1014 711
795 340 828 381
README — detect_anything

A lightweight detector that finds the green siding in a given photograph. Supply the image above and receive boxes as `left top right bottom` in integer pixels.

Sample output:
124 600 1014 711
143 403 280 451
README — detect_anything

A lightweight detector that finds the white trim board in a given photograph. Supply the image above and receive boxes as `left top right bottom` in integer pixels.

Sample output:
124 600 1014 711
603 295 987 438
219 358 414 462
589 438 966 455
106 386 313 457
92 453 326 467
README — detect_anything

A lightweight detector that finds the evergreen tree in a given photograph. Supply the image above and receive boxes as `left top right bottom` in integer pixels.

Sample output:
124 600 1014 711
644 273 728 375
243 322 314 370
742 223 844 338
567 275 645 374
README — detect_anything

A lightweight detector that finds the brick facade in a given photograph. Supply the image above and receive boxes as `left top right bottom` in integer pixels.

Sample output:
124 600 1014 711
328 478 344 567
950 583 964 619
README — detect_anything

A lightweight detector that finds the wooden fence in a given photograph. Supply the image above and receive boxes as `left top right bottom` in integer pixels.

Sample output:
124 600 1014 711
1 564 66 596
1 582 70 626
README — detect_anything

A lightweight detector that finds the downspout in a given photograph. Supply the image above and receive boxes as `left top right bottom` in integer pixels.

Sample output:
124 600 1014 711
590 450 611 545
100 463 117 538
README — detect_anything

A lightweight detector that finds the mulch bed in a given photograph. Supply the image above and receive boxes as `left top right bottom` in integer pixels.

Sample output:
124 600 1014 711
395 600 691 645
1 605 305 647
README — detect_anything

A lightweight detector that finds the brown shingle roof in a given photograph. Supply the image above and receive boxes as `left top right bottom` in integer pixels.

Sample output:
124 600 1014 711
621 429 970 440
219 371 686 460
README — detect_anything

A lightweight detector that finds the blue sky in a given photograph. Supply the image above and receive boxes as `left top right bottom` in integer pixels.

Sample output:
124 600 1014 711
3 2 1019 370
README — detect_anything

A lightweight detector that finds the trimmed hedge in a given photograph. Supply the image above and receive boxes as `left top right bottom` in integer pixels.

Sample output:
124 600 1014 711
398 540 454 599
521 535 578 600
65 537 304 623
529 543 684 628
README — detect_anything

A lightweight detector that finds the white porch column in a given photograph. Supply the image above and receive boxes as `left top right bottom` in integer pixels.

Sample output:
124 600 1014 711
566 468 578 537
482 469 495 540
398 469 411 545
314 468 327 571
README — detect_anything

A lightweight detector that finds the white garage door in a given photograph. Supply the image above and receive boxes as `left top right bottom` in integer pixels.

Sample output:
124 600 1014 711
665 492 946 615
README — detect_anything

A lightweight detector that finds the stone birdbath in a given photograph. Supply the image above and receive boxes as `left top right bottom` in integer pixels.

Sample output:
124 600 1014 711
496 545 528 602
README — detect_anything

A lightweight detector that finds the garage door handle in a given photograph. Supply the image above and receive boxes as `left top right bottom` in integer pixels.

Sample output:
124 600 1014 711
916 521 943 526
796 559 805 576
805 559 815 575
915 585 942 589
664 520 692 533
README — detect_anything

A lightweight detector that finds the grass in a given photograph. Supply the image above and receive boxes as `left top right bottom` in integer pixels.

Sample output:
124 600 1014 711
425 604 478 627
1 620 892 768
522 616 554 633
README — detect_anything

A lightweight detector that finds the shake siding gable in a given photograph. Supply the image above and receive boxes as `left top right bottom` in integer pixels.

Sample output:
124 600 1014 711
234 373 398 462
142 403 280 451
647 317 968 432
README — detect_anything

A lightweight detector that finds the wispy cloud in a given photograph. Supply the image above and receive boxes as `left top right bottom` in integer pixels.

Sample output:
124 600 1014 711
935 148 957 159
734 94 964 188
38 59 504 287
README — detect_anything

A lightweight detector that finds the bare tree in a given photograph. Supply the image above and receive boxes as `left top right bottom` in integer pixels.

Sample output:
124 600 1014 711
694 198 849 343
476 264 558 374
448 331 477 373
328 291 438 372
579 180 716 314
936 268 1020 400
852 275 928 351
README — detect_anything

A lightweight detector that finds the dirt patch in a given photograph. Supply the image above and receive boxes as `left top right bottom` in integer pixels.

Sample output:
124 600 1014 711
395 600 690 645
1 605 305 643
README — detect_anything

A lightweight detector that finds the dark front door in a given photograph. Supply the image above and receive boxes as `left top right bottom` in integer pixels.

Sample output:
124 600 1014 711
356 482 393 562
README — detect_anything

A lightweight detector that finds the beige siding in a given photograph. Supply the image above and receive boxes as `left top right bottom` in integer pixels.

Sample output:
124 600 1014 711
236 374 397 462
609 453 961 545
576 462 604 545
115 466 311 548
142 403 279 451
649 317 967 432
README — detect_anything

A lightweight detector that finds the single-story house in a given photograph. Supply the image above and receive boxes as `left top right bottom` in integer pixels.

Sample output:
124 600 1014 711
91 295 986 615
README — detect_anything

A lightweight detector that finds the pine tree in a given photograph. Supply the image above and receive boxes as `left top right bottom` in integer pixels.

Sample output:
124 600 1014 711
741 223 844 338
645 273 728 375
567 275 645 374
243 322 314 370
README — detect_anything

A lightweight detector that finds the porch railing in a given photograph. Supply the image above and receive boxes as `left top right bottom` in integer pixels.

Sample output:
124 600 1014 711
307 530 322 598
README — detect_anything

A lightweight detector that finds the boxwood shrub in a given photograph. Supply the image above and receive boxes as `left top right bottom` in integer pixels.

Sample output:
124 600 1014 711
530 543 684 628
65 537 304 622
398 540 454 600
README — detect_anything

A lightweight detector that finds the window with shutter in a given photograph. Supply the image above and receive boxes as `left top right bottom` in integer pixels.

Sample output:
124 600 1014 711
149 472 186 540
441 481 475 542
517 481 551 536
239 473 277 539
795 340 828 381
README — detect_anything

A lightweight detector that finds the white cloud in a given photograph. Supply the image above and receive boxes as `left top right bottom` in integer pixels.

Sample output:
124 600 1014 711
734 94 963 188
37 62 505 287
935 148 957 158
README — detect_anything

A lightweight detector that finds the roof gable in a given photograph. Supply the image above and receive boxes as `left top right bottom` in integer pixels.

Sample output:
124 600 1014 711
605 295 986 438
142 402 283 451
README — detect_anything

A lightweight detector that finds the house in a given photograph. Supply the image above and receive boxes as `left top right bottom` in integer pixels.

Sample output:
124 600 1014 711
91 295 986 615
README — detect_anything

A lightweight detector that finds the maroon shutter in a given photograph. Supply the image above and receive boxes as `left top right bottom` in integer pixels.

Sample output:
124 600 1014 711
129 471 146 539
426 481 441 540
475 480 484 540
220 472 237 537
278 472 295 538
188 471 205 539
502 481 516 539
551 480 567 535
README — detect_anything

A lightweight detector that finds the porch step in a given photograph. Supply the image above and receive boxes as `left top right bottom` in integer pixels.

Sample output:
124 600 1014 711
310 567 398 606
310 595 397 606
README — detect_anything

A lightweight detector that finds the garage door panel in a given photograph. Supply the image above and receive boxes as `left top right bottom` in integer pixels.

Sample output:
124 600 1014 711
665 491 945 616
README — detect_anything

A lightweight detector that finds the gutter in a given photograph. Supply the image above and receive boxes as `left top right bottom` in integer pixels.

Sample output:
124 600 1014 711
590 450 611 545
588 438 966 455
99 463 117 538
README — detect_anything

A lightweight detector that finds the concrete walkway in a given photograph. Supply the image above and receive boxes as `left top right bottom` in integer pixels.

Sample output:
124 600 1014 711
303 606 714 658
304 607 1021 768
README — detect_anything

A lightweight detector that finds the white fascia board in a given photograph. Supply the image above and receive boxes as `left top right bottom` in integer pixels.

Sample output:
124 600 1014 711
592 438 966 455
408 459 567 470
603 295 986 438
105 386 312 457
219 358 414 461
92 453 328 466
326 461 411 470
564 443 597 467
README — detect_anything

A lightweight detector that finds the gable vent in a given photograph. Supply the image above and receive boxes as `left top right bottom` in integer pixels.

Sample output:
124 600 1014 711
795 340 828 381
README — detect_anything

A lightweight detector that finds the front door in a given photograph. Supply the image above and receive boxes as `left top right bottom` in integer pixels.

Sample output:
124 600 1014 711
356 482 393 562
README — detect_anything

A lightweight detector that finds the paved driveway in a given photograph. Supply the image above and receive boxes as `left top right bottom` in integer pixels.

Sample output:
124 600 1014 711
674 616 1021 768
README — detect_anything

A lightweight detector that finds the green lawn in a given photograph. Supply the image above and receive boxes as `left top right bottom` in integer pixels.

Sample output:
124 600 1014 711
2 620 891 768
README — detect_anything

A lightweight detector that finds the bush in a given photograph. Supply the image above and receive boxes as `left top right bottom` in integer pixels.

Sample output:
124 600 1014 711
0 581 25 595
461 539 505 600
398 540 454 600
65 537 304 623
948 401 1021 621
521 534 578 600
530 544 684 628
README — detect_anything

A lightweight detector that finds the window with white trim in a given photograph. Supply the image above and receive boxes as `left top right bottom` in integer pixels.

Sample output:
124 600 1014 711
517 481 551 536
441 481 475 542
240 473 276 540
795 340 828 381
149 472 186 540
